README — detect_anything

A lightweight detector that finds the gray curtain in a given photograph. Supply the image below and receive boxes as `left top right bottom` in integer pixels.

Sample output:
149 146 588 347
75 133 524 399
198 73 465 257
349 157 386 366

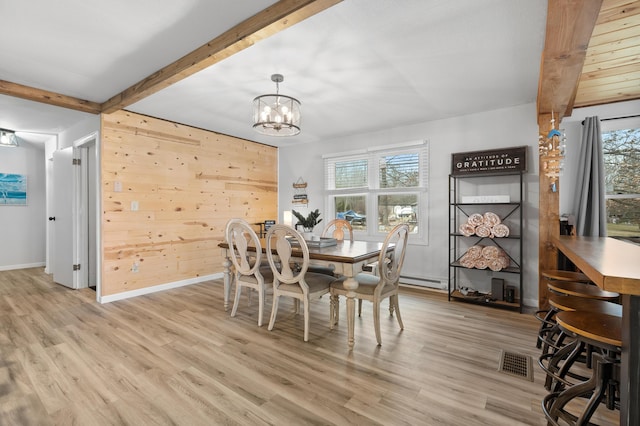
573 116 607 236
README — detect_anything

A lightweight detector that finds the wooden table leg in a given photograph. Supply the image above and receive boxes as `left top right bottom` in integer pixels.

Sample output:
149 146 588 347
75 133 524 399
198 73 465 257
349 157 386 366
342 276 359 350
621 294 640 426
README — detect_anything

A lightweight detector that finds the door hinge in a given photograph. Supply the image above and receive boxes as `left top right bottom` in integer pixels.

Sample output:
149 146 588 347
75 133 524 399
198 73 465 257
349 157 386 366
73 264 81 271
72 158 81 166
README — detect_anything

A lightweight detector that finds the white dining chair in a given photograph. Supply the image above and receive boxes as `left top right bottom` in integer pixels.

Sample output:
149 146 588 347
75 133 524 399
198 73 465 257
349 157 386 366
225 218 273 327
265 224 336 342
330 223 409 345
321 218 354 241
307 219 355 277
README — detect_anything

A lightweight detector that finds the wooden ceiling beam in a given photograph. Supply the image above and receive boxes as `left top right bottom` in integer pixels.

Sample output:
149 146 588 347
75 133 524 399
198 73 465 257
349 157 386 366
0 79 102 114
536 0 603 126
100 0 342 114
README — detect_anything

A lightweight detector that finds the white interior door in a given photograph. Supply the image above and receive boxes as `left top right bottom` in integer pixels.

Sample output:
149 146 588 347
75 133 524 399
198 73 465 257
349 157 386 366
52 147 77 288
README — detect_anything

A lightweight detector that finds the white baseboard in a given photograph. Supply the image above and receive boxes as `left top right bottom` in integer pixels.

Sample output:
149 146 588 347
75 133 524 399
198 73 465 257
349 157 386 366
0 262 46 272
400 275 447 290
98 273 224 304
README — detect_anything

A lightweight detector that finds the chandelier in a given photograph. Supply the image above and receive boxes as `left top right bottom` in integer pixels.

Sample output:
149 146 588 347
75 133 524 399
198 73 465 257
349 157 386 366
0 128 19 148
539 112 565 190
253 74 301 136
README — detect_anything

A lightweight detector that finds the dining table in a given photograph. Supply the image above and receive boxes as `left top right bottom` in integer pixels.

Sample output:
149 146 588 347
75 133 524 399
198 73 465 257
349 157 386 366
553 235 640 426
219 238 386 350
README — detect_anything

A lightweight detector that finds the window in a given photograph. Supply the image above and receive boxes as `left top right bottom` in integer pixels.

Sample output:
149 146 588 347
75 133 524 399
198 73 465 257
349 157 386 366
602 126 640 238
324 141 428 240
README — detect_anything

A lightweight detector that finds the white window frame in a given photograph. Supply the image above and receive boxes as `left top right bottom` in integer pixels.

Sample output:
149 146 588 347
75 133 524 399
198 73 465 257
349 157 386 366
324 140 429 244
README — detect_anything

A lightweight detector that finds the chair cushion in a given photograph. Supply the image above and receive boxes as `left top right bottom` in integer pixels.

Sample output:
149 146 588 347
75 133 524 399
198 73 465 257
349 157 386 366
330 273 397 296
331 274 375 295
277 272 334 294
307 265 336 276
238 266 273 284
355 272 380 286
304 272 336 292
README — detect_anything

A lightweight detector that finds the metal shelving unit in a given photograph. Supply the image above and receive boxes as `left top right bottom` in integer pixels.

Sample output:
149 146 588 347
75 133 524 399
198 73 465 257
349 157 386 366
448 171 524 312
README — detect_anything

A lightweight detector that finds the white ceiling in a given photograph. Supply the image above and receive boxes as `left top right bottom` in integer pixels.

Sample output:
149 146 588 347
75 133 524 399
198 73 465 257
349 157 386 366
0 0 547 148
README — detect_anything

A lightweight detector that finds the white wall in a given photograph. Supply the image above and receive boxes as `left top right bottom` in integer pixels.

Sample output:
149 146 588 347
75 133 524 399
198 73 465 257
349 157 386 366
559 99 640 216
0 143 47 270
57 115 100 150
279 103 541 307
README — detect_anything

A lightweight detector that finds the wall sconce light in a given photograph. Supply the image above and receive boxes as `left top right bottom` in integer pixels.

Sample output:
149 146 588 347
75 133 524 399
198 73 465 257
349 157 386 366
0 128 19 148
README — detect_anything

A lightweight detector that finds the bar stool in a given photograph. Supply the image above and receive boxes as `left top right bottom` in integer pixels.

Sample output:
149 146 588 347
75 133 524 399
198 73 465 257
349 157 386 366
537 281 619 359
538 295 622 351
542 311 621 425
542 270 590 283
536 270 592 349
536 273 619 350
538 294 621 390
547 281 619 301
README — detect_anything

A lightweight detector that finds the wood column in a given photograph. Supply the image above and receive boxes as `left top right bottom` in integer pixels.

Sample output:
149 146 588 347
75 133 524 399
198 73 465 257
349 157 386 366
538 114 559 309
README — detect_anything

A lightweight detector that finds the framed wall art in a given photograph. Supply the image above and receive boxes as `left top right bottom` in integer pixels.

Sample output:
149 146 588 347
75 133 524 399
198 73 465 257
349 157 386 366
0 173 27 205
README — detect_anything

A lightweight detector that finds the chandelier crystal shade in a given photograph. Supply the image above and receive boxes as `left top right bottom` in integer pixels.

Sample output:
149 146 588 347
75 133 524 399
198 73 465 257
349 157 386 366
253 74 301 136
0 128 19 147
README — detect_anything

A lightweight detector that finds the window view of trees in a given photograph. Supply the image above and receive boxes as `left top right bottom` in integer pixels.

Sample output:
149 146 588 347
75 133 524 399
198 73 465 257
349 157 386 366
603 127 640 237
334 195 367 231
377 154 420 232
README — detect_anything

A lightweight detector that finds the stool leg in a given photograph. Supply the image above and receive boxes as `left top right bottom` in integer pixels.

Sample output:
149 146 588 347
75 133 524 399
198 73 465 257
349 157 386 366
540 338 578 391
536 308 555 349
552 341 586 393
545 353 613 426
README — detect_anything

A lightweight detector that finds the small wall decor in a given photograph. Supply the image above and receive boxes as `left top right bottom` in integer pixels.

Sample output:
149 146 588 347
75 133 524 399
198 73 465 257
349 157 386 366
0 173 27 205
292 177 308 205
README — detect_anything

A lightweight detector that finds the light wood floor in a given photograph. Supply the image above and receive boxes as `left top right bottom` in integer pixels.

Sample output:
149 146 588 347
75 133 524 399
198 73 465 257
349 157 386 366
0 268 619 425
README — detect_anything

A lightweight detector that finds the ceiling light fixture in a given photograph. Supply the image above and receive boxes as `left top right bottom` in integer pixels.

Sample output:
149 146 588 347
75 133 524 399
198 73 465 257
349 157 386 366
253 74 301 136
0 128 19 148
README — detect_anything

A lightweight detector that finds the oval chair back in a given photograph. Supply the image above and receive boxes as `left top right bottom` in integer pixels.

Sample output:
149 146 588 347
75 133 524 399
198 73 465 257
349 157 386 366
376 223 410 293
321 219 354 242
265 224 335 341
226 218 263 276
225 218 271 326
266 224 310 285
328 223 410 345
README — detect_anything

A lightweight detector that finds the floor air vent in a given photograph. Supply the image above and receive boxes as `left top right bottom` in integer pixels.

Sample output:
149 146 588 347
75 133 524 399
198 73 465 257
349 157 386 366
498 350 533 381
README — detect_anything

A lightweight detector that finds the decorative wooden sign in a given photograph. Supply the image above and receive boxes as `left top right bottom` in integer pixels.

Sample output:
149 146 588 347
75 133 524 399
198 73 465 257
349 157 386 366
451 146 527 176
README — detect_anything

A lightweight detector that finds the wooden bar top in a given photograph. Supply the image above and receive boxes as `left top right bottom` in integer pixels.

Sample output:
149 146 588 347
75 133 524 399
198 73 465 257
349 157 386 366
553 236 640 296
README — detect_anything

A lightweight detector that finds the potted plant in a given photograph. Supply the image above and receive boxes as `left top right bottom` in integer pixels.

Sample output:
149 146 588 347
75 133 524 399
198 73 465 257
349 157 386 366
292 209 322 236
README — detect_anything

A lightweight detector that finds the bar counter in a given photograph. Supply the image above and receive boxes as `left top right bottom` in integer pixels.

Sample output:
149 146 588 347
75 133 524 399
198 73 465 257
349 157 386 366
553 235 640 426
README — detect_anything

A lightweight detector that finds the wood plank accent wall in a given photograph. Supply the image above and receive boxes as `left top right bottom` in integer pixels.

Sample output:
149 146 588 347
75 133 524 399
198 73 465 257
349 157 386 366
100 110 277 297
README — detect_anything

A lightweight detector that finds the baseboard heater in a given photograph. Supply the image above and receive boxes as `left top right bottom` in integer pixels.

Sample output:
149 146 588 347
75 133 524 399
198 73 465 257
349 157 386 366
399 275 447 290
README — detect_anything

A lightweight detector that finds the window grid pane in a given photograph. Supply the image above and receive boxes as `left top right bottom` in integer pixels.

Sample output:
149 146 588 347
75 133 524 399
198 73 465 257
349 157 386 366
334 195 367 231
602 127 640 237
335 159 368 189
377 194 419 234
379 153 420 188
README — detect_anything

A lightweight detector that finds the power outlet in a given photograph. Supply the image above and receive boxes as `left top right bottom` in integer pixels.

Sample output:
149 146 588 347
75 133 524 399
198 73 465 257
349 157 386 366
131 262 139 273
